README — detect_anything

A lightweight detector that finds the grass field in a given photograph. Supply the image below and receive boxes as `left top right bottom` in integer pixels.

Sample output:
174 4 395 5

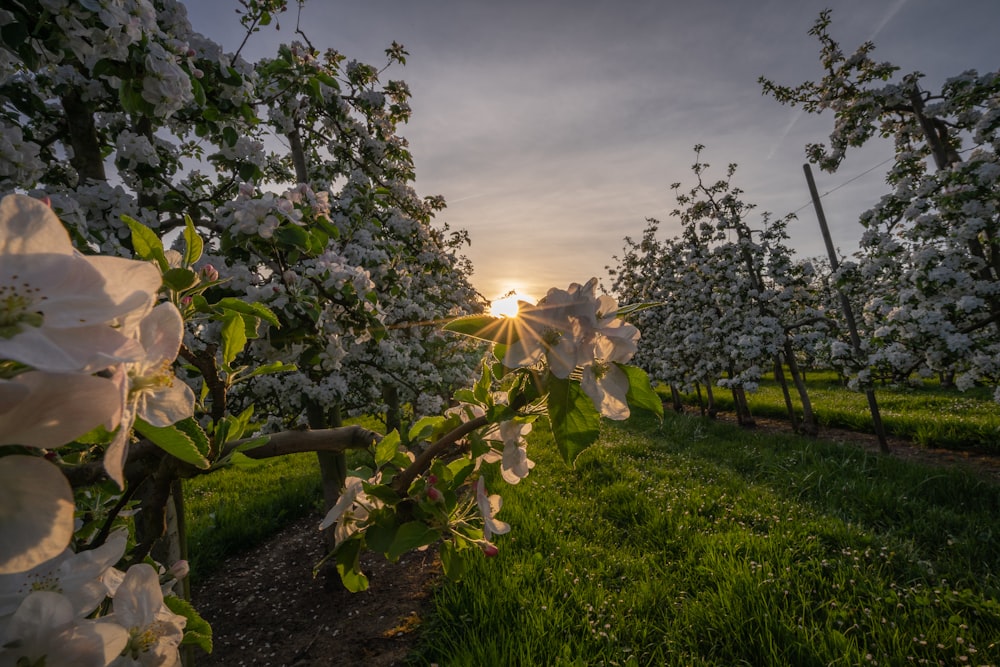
670 370 1000 452
413 413 1000 666
183 384 1000 664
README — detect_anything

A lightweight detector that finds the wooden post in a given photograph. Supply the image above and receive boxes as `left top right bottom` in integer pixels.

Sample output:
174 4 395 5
803 163 890 452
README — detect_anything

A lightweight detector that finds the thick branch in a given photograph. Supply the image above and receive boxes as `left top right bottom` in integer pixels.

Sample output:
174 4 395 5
223 425 381 459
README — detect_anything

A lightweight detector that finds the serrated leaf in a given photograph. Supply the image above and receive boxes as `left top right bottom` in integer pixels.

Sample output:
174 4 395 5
242 360 297 380
335 538 368 592
439 540 469 581
619 363 664 420
375 430 400 468
164 595 212 654
221 312 247 365
216 298 280 328
408 416 443 443
121 215 167 270
183 216 204 266
442 314 517 345
134 418 210 469
616 301 664 317
162 267 197 291
171 417 211 459
547 376 601 466
387 522 439 561
364 513 398 553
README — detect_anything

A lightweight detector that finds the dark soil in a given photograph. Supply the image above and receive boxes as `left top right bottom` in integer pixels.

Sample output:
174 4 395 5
189 411 1000 667
190 518 440 667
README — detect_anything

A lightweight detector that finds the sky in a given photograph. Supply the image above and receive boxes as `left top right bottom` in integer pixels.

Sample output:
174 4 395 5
183 0 999 303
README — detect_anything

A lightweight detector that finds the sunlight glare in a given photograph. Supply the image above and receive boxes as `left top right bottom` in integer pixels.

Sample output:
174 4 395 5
489 292 534 318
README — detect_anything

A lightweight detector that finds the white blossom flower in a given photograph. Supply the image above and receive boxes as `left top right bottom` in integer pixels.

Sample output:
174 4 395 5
0 456 74 576
318 476 382 546
1 591 128 667
107 564 186 667
0 195 160 373
0 529 128 628
481 421 534 484
106 303 195 488
475 477 510 542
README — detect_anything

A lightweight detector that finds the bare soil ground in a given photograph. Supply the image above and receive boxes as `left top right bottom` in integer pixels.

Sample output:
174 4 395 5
190 412 1000 667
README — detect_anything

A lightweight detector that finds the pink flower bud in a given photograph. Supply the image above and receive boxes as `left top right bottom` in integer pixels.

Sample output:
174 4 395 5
200 264 219 282
427 487 442 503
482 543 499 558
180 296 193 306
427 474 438 486
168 560 190 579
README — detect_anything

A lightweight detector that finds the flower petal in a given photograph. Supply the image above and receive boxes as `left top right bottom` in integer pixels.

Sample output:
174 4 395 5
0 456 74 574
0 372 122 448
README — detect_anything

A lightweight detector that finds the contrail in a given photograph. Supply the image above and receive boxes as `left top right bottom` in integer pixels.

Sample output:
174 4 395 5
869 0 910 41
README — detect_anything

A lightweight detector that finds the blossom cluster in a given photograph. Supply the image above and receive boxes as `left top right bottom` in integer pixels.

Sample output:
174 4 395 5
0 195 194 666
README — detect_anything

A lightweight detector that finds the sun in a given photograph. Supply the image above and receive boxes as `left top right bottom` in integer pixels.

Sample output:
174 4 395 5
489 291 534 318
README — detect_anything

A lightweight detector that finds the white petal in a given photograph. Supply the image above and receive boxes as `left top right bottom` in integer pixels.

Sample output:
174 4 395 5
0 324 144 373
0 456 74 574
85 255 160 334
582 363 631 420
137 381 195 428
112 563 162 629
0 372 122 448
138 302 185 366
0 195 74 256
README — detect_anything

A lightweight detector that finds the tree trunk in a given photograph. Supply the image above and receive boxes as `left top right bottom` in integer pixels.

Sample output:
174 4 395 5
669 384 683 413
307 402 346 552
784 340 818 436
705 381 717 419
383 383 401 434
773 354 799 433
61 90 107 183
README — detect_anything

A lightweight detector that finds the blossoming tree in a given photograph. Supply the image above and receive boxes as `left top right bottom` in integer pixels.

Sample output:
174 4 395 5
0 1 662 665
760 9 1000 399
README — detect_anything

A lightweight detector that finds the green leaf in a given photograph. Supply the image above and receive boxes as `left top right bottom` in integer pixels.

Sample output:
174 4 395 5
274 225 311 250
439 540 469 581
220 312 247 365
451 389 477 406
134 418 210 469
222 126 238 147
446 458 476 488
408 416 443 443
335 538 369 592
171 417 212 459
616 301 664 317
183 216 204 266
442 314 517 345
241 360 297 380
547 376 601 466
387 522 440 561
375 430 400 469
216 298 280 328
363 512 398 554
619 364 664 420
121 215 167 270
164 595 213 654
162 268 197 291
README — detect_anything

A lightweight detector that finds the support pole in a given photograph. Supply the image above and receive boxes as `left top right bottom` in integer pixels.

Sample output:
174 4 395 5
803 163 890 452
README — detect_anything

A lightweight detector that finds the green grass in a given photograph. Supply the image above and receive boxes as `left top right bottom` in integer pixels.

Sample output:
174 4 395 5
183 415 383 583
412 412 1000 666
183 451 324 584
669 369 1000 452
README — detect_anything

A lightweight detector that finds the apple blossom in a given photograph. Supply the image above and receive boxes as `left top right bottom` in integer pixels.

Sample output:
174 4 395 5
0 591 128 667
0 195 160 373
106 302 195 488
475 478 510 542
107 564 186 667
0 456 74 576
